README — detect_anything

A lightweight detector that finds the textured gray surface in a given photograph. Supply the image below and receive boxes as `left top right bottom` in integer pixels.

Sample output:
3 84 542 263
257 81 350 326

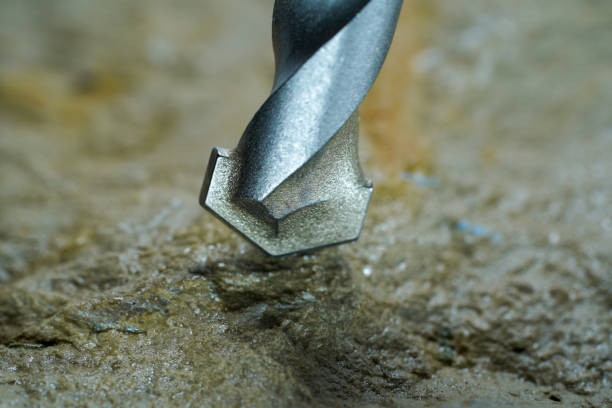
203 114 373 256
0 0 611 407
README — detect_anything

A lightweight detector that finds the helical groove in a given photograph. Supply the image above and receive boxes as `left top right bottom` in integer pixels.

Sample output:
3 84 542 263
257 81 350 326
236 0 404 203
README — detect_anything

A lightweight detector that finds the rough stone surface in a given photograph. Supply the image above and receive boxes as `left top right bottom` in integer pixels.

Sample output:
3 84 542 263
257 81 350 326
0 0 611 407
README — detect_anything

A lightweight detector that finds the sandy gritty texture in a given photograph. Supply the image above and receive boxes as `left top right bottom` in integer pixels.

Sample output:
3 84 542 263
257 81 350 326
0 0 611 407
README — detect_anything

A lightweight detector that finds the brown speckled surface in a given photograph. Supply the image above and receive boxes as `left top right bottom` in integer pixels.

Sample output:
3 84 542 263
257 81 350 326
0 0 610 407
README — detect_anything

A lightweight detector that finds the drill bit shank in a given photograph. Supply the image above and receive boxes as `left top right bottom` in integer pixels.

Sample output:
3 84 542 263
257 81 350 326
201 0 403 256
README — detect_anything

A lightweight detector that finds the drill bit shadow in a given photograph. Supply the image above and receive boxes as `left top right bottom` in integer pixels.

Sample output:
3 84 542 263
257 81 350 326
193 249 352 312
191 251 413 403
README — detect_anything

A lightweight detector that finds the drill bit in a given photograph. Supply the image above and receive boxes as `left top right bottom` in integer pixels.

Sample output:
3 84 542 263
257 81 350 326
200 0 403 256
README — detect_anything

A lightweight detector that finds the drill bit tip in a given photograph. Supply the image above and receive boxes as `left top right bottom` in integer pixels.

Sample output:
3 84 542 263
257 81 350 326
201 114 373 257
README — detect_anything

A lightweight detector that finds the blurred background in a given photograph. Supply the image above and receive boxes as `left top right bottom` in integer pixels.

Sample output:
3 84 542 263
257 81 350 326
2 0 612 246
0 0 611 406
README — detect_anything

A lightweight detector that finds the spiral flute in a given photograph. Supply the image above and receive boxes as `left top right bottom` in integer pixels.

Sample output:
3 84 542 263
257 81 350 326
200 0 403 256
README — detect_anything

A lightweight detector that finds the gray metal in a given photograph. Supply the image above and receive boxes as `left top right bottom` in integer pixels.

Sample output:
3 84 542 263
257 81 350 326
200 0 403 256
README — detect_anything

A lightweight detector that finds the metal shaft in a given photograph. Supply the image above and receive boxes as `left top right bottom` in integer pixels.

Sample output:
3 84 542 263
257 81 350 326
200 0 403 256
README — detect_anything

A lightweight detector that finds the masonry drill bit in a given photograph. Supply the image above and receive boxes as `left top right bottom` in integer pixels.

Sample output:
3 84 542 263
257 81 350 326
200 0 403 256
